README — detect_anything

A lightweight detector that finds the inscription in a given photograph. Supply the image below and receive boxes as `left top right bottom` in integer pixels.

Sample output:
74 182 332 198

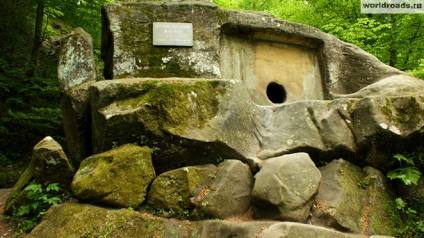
153 22 193 47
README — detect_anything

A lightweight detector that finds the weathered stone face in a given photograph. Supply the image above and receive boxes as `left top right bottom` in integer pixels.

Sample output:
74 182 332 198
58 28 96 93
101 1 404 101
252 153 321 222
102 2 221 79
311 159 401 236
58 28 97 167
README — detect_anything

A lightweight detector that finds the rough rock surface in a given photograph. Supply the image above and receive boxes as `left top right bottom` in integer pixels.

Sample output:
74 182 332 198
101 1 403 96
311 159 401 236
192 160 254 219
58 28 97 167
28 203 375 238
60 81 93 168
72 144 155 208
4 137 73 215
57 28 96 93
88 78 250 174
252 153 321 222
147 164 217 218
147 160 253 220
257 222 364 238
56 1 424 173
68 77 424 175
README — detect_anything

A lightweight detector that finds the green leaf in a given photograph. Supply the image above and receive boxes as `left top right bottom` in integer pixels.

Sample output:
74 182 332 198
30 202 40 211
16 205 31 217
387 167 422 186
46 183 61 192
393 154 415 166
25 184 43 193
395 198 406 210
47 196 63 205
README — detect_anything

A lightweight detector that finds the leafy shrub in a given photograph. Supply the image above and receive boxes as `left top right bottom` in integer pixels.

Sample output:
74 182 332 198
12 183 64 234
387 153 423 186
388 153 424 238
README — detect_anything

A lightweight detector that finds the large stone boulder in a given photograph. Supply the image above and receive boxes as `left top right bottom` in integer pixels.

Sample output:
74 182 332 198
60 76 424 175
257 222 365 238
4 136 73 215
27 203 169 238
101 1 403 97
311 159 401 236
58 28 97 167
192 159 254 219
252 153 321 222
147 160 253 220
72 144 155 208
147 164 217 218
88 78 253 174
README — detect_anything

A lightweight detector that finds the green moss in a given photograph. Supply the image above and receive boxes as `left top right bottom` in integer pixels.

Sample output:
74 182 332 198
337 161 366 230
378 97 422 130
363 167 402 236
116 80 222 136
215 8 231 23
72 144 155 208
379 98 393 118
393 97 421 128
28 203 168 238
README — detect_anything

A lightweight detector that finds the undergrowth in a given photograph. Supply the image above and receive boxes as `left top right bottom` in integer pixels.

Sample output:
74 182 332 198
387 152 424 238
10 183 64 236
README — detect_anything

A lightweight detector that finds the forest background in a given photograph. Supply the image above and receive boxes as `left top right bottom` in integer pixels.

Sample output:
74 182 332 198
0 0 423 189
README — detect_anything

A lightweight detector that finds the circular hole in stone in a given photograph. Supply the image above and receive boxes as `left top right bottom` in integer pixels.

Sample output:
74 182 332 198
266 82 287 104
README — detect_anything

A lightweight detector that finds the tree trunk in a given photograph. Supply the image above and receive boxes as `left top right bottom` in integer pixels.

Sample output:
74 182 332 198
388 16 397 67
29 0 45 74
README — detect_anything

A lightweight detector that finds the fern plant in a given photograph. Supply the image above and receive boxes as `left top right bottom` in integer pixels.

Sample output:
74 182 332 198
12 183 63 234
387 153 423 186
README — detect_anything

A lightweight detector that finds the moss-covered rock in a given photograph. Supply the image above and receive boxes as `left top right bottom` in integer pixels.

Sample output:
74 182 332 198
27 203 168 238
72 144 155 208
351 94 424 169
311 159 401 236
102 2 220 79
5 136 73 215
363 167 401 236
28 203 372 238
89 78 251 174
147 164 217 219
147 160 253 220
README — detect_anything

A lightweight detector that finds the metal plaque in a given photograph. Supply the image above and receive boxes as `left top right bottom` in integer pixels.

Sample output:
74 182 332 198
153 22 193 47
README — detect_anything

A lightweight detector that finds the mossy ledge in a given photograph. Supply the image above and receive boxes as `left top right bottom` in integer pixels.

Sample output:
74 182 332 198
115 79 224 136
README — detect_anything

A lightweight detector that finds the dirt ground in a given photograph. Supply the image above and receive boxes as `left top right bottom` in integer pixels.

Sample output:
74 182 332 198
0 189 16 238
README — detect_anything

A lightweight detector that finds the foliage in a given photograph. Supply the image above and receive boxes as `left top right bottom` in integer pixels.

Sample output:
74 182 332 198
0 1 114 186
0 75 65 188
387 153 423 186
386 152 424 237
12 183 63 234
395 197 424 237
